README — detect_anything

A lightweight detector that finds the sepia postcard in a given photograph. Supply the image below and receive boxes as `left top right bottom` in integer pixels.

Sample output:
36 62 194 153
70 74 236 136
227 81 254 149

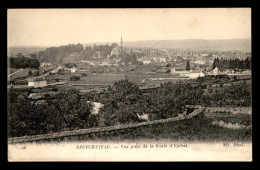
7 8 252 162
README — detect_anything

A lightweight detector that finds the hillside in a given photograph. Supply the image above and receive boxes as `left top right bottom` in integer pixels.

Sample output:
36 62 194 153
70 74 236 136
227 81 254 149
85 39 251 52
8 46 50 55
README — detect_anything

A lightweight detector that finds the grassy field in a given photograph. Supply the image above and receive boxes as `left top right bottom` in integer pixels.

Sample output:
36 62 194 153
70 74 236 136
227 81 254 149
8 68 21 75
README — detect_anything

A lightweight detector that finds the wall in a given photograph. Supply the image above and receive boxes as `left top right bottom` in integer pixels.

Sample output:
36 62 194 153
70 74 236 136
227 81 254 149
28 82 34 87
29 81 47 88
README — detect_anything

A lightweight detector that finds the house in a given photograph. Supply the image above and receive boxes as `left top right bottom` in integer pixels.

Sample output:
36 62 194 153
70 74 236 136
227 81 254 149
81 60 89 63
156 68 168 73
110 46 120 56
212 67 219 75
40 62 52 67
50 66 63 74
113 59 121 63
81 60 96 66
170 67 187 74
189 70 205 79
143 60 152 64
71 67 79 73
201 53 209 57
28 80 47 88
93 51 101 59
159 57 166 63
194 59 206 65
100 62 112 66
64 52 81 63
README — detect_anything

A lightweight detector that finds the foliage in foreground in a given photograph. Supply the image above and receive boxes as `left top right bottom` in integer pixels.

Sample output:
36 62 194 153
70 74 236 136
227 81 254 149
8 89 96 137
8 78 252 138
97 79 204 126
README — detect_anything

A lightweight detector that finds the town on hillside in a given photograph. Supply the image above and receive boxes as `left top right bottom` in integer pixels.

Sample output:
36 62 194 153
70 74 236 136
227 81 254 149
8 36 252 142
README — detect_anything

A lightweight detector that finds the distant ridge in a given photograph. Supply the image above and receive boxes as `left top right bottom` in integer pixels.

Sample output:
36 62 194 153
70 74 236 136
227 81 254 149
85 39 251 52
9 39 251 54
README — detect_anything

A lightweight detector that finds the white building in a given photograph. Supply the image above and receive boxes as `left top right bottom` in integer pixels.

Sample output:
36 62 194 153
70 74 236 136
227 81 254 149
159 58 166 63
194 59 206 65
40 62 52 67
170 67 187 74
143 60 152 64
110 46 120 56
189 71 205 79
28 80 47 88
212 67 219 75
81 60 91 63
71 67 79 73
50 66 63 74
100 62 113 66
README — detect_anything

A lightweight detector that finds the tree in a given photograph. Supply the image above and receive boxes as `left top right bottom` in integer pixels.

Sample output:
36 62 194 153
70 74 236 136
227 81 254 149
186 60 190 71
166 63 171 67
98 78 142 126
29 59 40 68
69 75 80 81
9 57 40 69
30 54 37 59
111 43 118 48
37 43 84 63
244 57 251 70
8 98 52 137
53 89 94 129
65 63 77 68
28 70 32 76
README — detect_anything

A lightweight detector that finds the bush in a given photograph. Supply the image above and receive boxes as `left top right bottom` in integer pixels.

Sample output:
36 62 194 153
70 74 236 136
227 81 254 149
65 63 77 68
81 73 87 77
33 71 40 76
69 75 80 81
215 75 230 81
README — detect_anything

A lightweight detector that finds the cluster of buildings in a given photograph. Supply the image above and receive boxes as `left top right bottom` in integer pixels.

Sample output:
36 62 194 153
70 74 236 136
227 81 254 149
169 68 206 79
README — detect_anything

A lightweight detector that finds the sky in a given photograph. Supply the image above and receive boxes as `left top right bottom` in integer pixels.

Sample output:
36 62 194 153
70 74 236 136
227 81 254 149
8 8 251 47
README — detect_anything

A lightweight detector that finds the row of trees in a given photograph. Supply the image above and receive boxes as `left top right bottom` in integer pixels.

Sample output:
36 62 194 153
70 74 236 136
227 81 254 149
212 57 251 71
37 43 119 63
38 43 84 63
83 43 118 60
9 56 40 69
